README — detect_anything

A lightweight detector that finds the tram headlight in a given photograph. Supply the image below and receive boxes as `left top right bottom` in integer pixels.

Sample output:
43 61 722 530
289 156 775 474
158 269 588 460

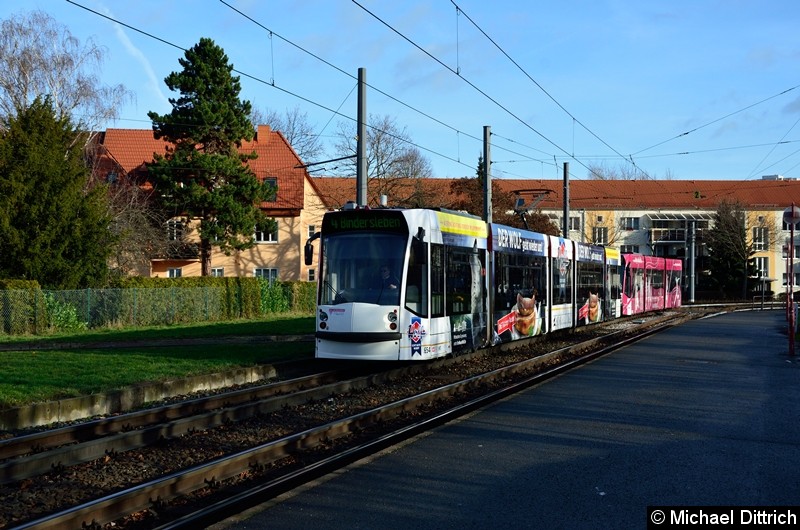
319 310 328 330
387 310 398 330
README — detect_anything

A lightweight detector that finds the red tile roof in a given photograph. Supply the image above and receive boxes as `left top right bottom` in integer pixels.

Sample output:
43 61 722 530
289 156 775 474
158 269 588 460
97 126 308 211
313 176 800 211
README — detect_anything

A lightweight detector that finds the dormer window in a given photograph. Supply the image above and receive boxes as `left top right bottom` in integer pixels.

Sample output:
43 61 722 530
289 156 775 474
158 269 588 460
264 177 277 202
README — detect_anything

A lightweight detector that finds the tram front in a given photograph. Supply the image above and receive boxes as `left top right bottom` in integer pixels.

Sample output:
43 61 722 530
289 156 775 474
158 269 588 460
312 208 412 360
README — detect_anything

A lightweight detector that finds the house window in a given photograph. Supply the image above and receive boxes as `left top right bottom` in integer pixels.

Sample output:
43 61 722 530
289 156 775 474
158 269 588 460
254 221 278 243
308 269 315 281
308 225 316 239
754 257 768 277
166 220 184 241
569 216 580 231
782 239 800 258
620 217 640 230
592 227 608 245
596 215 604 223
752 227 768 251
168 267 182 278
211 267 224 277
620 245 640 254
255 268 278 283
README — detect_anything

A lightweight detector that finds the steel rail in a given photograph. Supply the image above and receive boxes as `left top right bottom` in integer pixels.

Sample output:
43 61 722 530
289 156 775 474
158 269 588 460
0 366 392 484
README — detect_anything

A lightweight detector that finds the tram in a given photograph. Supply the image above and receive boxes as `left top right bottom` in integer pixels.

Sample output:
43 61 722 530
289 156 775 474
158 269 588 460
305 207 681 361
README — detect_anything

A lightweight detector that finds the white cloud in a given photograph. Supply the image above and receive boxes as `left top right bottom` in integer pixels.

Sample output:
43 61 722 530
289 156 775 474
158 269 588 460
98 2 171 115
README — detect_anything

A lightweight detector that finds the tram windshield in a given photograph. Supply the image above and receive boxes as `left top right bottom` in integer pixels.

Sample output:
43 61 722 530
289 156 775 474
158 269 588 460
320 232 407 306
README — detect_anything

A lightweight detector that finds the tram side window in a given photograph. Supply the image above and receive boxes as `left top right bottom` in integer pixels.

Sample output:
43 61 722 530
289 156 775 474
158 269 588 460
525 256 546 306
494 254 545 311
494 253 513 311
446 247 478 316
552 257 573 305
577 263 603 301
649 268 664 291
623 264 638 297
609 266 622 299
406 238 430 317
606 264 622 319
430 243 444 317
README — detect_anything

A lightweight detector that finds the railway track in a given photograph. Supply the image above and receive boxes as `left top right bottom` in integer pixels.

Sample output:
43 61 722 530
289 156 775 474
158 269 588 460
0 309 720 529
0 363 381 483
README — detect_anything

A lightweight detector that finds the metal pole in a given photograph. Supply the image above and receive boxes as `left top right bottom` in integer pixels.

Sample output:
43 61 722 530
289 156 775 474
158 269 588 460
482 126 493 348
356 68 367 208
791 204 795 356
787 245 791 322
483 126 491 223
562 162 569 237
689 221 696 303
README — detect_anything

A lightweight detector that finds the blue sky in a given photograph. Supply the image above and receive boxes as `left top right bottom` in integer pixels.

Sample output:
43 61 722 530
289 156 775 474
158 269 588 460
2 0 799 182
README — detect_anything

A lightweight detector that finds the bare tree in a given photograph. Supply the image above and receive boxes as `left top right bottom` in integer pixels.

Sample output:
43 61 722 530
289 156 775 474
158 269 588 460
85 141 170 277
394 147 433 180
333 114 432 207
0 10 132 133
586 161 678 180
251 105 324 163
586 161 644 180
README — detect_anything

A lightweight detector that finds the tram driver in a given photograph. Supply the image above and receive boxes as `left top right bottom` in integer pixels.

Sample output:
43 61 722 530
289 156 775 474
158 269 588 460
379 264 400 289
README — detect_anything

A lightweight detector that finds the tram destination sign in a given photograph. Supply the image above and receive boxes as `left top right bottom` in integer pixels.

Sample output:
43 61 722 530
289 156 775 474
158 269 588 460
323 209 407 234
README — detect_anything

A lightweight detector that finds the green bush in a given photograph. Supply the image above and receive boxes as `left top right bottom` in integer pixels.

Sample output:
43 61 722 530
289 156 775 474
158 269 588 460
260 280 290 313
44 293 88 332
289 281 317 313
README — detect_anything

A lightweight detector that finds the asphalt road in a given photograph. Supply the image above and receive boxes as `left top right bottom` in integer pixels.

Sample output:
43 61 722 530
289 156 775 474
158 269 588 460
214 310 800 530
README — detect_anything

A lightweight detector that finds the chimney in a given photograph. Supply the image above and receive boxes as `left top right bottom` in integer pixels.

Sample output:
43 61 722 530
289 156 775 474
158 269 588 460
257 124 271 139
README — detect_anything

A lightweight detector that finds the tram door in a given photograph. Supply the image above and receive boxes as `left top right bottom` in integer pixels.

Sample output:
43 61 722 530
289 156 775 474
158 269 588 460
645 257 666 311
664 258 683 309
549 236 575 331
621 254 645 316
604 248 622 320
576 243 605 327
444 244 486 354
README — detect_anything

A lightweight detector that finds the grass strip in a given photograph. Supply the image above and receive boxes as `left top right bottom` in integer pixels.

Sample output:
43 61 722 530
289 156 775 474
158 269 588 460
0 315 316 408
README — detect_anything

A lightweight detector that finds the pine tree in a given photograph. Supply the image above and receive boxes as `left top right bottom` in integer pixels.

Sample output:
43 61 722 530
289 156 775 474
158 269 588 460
705 200 758 299
147 38 275 276
0 98 114 288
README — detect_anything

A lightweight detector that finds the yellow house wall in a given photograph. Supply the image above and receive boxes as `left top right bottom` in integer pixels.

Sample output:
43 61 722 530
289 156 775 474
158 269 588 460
299 177 326 281
579 209 616 244
150 176 328 280
748 209 781 284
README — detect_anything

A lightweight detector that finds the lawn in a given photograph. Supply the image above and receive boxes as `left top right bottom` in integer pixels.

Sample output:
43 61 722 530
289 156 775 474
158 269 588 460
0 315 316 408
